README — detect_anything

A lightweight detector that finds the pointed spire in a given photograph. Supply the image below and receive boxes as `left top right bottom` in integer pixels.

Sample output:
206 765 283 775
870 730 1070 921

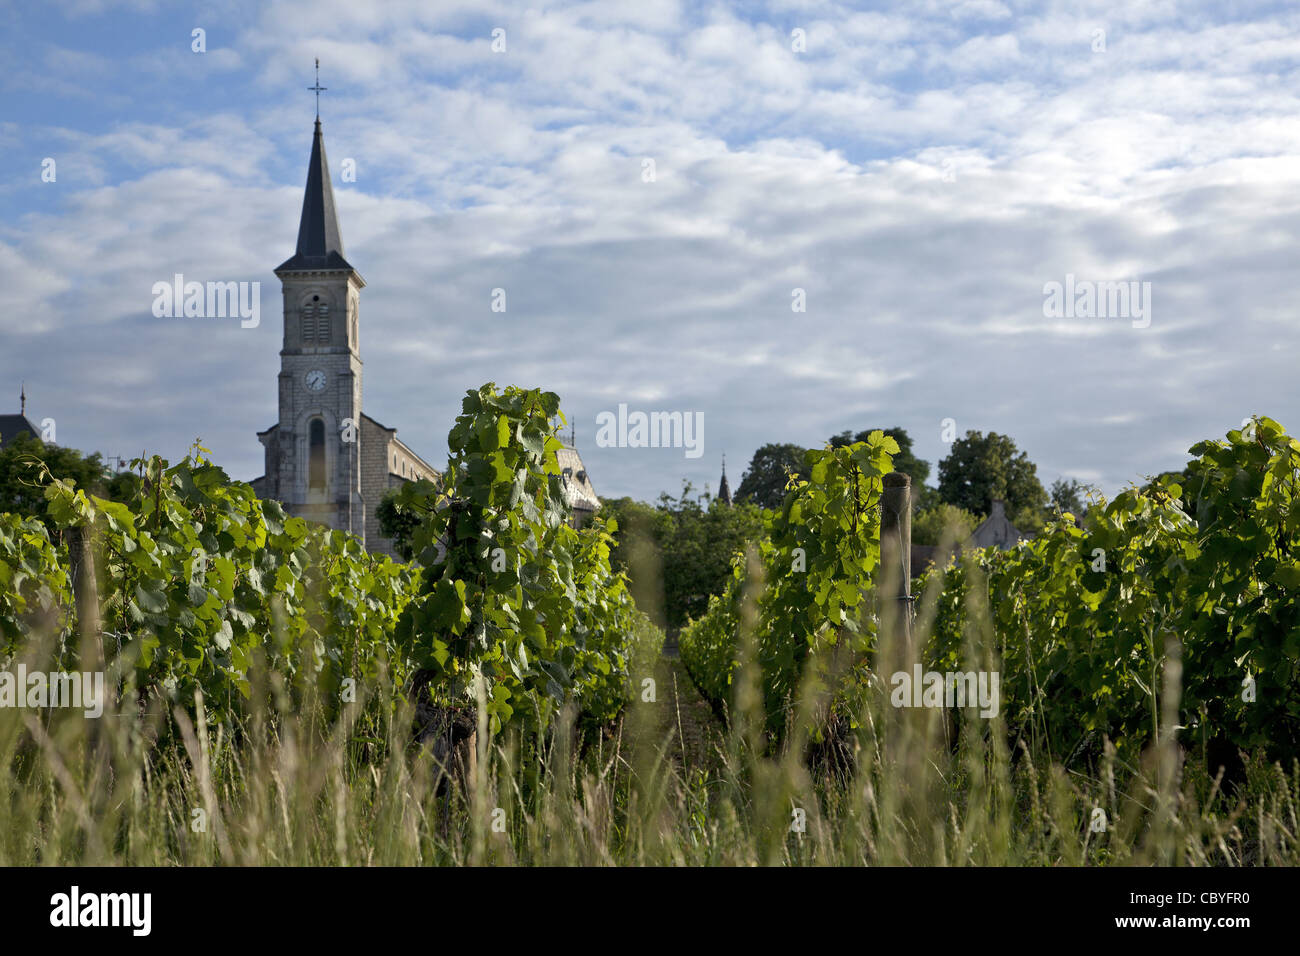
276 79 353 275
718 453 732 506
19 382 25 416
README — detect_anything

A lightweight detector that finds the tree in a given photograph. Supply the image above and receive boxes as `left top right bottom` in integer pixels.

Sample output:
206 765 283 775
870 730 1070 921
912 482 942 513
937 430 1048 522
829 426 930 486
1049 478 1091 518
600 496 670 574
603 484 765 630
0 433 116 530
735 443 808 509
912 503 979 547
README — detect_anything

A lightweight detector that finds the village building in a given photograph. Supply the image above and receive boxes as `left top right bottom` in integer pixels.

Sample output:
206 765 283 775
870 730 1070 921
557 444 600 527
910 499 1026 578
968 499 1025 550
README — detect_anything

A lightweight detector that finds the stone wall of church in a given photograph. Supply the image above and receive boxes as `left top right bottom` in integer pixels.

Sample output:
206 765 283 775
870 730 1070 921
359 416 396 558
356 419 440 562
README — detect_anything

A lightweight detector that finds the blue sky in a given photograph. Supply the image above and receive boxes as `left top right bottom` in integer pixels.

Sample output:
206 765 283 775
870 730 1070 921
3 0 1300 504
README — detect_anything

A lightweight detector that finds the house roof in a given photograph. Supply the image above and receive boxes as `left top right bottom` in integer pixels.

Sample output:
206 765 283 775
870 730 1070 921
969 499 1024 549
556 446 600 513
0 414 39 449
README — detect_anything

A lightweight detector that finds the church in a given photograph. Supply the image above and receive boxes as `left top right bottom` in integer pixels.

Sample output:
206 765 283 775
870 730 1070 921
248 115 439 558
250 113 599 556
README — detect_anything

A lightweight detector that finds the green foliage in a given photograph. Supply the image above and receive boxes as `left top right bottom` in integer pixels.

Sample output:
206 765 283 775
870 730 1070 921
735 442 808 510
602 485 766 629
0 512 72 655
912 502 979 547
376 482 432 561
677 588 739 712
937 430 1048 521
1049 477 1091 517
9 451 421 724
392 383 657 734
6 413 1300 868
0 384 662 740
831 426 929 486
680 433 898 737
0 433 128 532
922 416 1300 767
600 496 669 584
0 383 664 745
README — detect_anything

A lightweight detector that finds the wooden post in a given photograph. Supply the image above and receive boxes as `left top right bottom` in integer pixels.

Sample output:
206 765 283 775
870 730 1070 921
880 472 913 653
68 525 108 769
68 526 105 672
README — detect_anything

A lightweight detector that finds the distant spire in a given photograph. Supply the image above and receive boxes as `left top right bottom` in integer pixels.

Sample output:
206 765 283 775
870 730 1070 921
19 382 25 416
277 62 353 274
718 453 732 506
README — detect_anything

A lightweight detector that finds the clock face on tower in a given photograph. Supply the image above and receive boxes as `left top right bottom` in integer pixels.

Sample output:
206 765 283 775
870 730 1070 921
304 369 327 392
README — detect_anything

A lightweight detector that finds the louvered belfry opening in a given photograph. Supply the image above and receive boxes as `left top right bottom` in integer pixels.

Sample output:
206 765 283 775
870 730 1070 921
302 295 331 345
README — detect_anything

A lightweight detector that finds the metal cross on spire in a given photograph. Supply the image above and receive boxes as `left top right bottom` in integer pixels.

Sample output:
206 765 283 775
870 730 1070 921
308 58 327 119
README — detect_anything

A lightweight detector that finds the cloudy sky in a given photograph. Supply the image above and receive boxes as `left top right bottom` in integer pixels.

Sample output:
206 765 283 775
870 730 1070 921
3 0 1299 505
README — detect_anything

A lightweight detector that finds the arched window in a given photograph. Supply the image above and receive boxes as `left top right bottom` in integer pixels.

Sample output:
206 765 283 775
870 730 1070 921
308 419 326 490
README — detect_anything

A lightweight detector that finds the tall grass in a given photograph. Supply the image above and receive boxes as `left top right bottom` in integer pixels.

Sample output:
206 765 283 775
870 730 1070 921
1 549 1297 867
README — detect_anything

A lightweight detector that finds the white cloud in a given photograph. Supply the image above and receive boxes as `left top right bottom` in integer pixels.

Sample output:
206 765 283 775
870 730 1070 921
4 0 1300 503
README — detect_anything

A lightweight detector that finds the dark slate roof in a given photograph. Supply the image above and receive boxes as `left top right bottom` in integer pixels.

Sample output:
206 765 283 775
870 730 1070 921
276 120 355 274
970 499 1024 550
0 414 38 449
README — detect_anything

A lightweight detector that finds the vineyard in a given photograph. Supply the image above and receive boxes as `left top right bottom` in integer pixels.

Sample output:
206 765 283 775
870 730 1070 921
681 415 1300 772
0 390 1298 865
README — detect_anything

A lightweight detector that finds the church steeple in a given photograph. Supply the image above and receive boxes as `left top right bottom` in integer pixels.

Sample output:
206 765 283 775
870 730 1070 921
718 454 732 506
255 65 439 559
276 118 353 274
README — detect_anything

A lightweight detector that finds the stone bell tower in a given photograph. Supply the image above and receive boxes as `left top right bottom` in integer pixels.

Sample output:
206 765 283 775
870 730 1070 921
256 116 366 537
